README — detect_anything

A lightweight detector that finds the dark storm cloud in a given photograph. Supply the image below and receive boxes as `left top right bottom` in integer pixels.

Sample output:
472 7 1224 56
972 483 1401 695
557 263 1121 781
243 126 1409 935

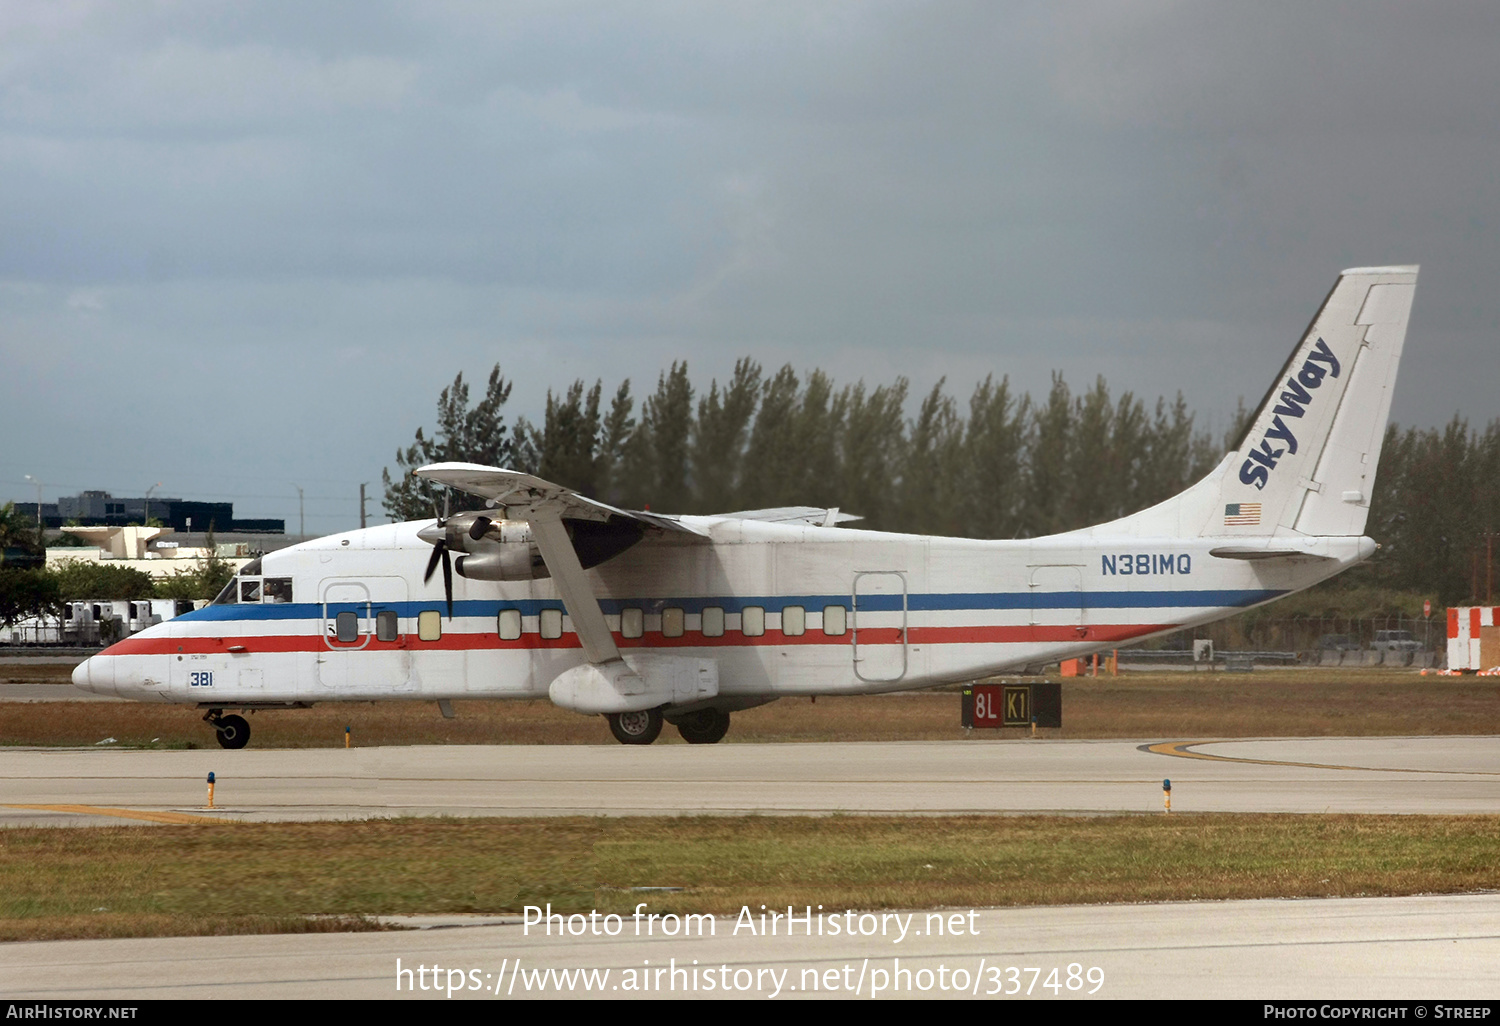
2 2 1497 529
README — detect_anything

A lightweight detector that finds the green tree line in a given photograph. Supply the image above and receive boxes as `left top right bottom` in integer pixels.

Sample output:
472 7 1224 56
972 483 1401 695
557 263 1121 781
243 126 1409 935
1365 417 1500 604
0 506 236 629
384 362 1500 607
0 561 238 627
383 361 1237 539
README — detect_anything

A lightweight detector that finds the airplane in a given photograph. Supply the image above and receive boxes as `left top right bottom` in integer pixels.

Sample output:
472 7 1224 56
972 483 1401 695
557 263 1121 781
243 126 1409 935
72 265 1419 748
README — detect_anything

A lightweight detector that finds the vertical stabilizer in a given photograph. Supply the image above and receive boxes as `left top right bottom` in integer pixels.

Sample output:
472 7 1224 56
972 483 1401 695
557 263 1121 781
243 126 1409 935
1218 265 1418 538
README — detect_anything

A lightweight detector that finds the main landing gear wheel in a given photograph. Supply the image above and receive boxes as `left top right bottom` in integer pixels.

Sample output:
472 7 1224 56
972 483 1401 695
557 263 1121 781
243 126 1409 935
213 713 251 750
676 708 730 745
607 708 663 745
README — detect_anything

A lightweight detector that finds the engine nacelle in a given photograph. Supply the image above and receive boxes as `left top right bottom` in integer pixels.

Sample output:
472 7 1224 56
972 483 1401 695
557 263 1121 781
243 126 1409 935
453 521 550 581
431 511 645 581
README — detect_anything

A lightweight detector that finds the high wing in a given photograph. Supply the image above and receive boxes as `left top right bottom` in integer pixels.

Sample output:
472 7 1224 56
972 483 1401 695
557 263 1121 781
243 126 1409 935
716 506 862 527
415 461 713 714
414 463 709 537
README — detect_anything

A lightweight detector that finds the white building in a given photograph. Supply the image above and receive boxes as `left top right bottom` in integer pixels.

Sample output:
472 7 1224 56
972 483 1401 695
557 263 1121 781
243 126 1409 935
46 525 256 580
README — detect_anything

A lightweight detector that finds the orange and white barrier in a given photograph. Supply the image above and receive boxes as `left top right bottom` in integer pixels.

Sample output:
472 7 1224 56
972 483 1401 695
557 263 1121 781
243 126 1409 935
1447 606 1500 672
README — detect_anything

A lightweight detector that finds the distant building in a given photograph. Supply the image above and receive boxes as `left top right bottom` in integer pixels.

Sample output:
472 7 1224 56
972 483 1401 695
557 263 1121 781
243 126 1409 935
14 490 284 534
46 525 265 580
0 547 43 569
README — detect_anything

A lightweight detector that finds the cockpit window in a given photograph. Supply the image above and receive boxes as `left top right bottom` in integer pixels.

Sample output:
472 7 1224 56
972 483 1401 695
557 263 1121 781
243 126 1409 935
239 557 264 577
211 577 238 605
240 579 262 603
264 578 293 603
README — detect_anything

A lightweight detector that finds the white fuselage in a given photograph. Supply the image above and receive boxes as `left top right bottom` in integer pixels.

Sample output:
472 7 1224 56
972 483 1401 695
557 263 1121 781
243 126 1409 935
72 517 1373 708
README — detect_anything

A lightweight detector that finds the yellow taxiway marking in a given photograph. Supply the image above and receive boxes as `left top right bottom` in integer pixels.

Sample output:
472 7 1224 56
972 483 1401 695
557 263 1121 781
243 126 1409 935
1145 741 1500 776
3 804 235 825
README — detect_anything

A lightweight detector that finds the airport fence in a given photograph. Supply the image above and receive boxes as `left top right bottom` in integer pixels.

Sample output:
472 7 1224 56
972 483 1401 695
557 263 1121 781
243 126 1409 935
1 619 104 647
1140 615 1444 661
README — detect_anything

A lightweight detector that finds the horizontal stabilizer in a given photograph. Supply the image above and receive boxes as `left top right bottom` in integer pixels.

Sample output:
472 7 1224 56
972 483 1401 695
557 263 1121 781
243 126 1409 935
717 506 862 526
1208 547 1335 561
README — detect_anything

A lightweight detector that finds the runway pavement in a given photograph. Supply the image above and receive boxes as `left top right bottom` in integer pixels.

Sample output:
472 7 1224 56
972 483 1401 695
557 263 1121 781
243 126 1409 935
0 683 120 702
1 736 1497 826
4 893 1498 999
2 738 1497 1001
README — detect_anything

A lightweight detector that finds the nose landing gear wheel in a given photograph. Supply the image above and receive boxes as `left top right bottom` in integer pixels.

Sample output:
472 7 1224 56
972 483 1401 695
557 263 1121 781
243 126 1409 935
675 708 730 744
214 714 251 750
607 708 663 745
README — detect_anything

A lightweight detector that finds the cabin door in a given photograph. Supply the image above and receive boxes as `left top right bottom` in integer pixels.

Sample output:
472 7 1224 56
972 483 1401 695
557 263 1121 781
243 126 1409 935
318 577 411 690
852 571 908 683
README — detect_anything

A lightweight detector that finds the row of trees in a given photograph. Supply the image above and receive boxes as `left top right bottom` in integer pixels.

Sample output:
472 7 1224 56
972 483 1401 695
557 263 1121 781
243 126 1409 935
383 362 1239 539
0 503 236 628
7 366 1495 630
385 361 1500 607
1366 417 1500 604
0 561 237 628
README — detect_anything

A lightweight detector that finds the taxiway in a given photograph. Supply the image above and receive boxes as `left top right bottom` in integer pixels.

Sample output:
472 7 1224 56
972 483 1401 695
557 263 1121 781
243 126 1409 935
1 736 1496 826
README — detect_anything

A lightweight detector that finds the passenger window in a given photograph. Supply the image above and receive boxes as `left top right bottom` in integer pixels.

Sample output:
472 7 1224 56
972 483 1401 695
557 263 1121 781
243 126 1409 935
781 605 806 637
240 579 262 603
701 606 724 637
336 610 359 643
621 607 643 639
540 608 563 639
264 578 293 603
497 608 521 641
376 610 399 642
823 604 847 636
418 610 442 642
662 607 684 638
742 605 765 637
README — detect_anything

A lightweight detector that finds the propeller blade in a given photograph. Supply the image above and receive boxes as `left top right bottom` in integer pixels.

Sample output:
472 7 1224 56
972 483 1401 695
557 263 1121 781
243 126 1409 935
423 541 444 585
468 516 492 542
441 546 453 619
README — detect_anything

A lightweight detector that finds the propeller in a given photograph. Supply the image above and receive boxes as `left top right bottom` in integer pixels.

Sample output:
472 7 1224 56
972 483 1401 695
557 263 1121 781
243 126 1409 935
416 497 511 615
420 489 454 619
423 536 453 619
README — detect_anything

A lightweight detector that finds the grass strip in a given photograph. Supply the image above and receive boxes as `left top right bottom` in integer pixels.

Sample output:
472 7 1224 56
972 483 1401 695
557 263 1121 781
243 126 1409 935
3 814 1498 942
3 670 1499 748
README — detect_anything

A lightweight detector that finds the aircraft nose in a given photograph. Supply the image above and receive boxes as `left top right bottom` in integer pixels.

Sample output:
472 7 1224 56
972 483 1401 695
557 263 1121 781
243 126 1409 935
72 653 114 696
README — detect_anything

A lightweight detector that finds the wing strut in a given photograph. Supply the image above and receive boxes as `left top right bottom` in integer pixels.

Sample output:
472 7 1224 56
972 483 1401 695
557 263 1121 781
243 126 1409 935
413 462 724 715
527 512 622 665
521 509 661 714
414 462 707 714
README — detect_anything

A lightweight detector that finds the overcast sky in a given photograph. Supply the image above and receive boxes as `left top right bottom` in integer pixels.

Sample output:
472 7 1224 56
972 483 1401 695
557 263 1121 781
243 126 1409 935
3 2 1497 533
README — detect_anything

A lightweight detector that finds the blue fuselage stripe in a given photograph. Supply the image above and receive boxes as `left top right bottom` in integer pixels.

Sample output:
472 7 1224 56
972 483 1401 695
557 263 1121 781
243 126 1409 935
175 588 1285 624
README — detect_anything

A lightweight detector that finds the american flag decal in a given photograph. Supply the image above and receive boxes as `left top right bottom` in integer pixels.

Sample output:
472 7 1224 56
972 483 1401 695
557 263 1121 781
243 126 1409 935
1225 503 1262 526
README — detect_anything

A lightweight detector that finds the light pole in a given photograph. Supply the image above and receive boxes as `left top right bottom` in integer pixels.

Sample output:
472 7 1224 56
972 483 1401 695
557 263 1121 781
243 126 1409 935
144 482 162 527
293 485 304 540
23 475 42 535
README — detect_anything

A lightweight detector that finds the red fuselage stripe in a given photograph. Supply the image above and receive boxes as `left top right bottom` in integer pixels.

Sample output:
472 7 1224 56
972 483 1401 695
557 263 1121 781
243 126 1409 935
103 622 1174 657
